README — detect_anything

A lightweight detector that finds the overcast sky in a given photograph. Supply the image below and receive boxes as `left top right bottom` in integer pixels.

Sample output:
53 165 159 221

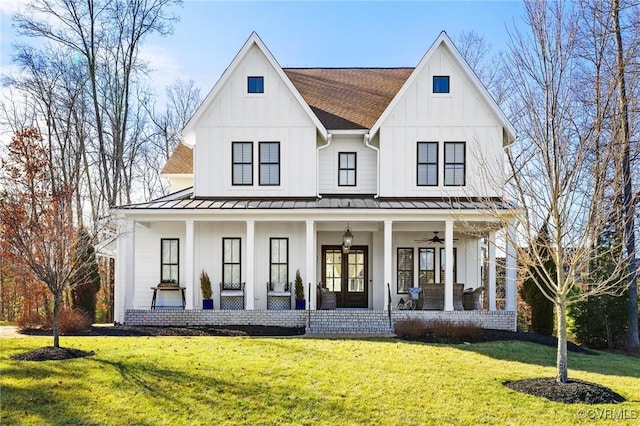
1 0 526 101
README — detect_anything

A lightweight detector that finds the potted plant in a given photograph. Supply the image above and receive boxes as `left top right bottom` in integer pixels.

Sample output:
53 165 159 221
200 270 213 309
294 269 305 310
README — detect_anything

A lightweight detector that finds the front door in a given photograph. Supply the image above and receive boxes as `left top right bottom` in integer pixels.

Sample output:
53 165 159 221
322 246 368 308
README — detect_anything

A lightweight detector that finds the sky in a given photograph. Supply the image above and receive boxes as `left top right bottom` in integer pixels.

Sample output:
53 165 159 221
0 0 527 104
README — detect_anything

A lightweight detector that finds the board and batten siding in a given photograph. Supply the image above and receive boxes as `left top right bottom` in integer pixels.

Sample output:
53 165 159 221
318 135 377 195
132 222 186 309
378 43 505 198
192 44 317 198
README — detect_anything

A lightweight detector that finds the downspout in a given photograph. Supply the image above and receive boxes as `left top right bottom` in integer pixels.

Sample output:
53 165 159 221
363 133 379 198
316 132 332 198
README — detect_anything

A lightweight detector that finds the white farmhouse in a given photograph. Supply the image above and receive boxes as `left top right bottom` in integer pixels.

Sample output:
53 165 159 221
114 32 518 332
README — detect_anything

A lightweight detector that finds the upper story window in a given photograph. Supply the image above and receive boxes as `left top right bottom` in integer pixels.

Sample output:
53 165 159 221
417 142 438 186
160 238 179 283
444 142 465 186
247 76 264 93
232 142 253 185
338 152 356 186
259 142 280 186
433 76 450 93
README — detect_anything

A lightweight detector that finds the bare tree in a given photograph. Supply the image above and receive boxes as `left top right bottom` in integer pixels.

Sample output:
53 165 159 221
499 0 632 383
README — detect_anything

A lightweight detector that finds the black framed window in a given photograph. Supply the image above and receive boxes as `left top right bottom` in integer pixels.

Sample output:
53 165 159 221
223 238 241 287
248 76 264 93
338 152 356 186
160 238 179 283
259 142 280 185
232 142 253 185
397 248 414 294
444 142 465 186
270 238 288 284
433 76 450 93
418 248 436 285
417 142 438 186
439 247 457 283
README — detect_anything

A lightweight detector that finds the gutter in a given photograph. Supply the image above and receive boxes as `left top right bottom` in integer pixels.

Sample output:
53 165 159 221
316 132 332 199
363 133 380 198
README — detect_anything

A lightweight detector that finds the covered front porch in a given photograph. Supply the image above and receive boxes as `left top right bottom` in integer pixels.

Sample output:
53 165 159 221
115 204 518 330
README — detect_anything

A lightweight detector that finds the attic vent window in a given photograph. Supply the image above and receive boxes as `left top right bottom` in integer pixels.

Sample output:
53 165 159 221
433 76 450 93
248 76 264 93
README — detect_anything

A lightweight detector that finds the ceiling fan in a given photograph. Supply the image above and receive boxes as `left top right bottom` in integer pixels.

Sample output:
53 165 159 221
414 231 458 244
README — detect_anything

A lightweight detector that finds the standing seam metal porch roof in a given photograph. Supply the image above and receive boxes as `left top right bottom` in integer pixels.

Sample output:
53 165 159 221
117 188 514 211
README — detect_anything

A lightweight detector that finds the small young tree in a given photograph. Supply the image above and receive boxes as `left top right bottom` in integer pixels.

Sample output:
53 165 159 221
0 127 89 348
497 1 632 383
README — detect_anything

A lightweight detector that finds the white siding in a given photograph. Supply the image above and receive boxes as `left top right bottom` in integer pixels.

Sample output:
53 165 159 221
193 44 317 198
379 43 505 198
318 135 377 195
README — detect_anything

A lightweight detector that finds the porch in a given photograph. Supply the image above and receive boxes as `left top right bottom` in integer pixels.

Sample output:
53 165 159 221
123 308 517 333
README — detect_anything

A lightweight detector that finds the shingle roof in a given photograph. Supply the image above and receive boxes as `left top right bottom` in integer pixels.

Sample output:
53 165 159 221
283 68 413 129
161 143 193 175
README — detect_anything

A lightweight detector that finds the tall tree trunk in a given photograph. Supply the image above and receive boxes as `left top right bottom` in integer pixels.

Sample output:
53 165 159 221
52 291 61 348
556 300 568 383
612 0 639 351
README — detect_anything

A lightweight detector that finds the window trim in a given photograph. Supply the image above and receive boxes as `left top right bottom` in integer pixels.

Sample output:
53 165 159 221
433 75 450 94
397 247 414 294
338 152 357 187
259 142 280 186
222 238 242 285
160 238 179 283
439 247 457 283
443 141 466 186
232 142 253 186
247 76 264 94
269 237 289 284
417 142 439 186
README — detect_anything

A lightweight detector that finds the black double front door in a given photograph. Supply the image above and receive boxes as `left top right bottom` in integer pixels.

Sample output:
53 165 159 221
322 246 368 308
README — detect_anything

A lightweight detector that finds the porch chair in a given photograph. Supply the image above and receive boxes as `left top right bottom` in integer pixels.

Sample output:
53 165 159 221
317 282 336 310
267 282 292 310
463 287 484 310
219 282 245 310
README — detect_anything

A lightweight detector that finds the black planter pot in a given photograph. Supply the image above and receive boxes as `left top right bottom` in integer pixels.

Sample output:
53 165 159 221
202 299 214 310
295 299 306 310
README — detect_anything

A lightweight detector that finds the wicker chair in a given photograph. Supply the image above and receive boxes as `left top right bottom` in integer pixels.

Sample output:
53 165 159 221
463 287 484 310
317 283 336 310
267 282 292 310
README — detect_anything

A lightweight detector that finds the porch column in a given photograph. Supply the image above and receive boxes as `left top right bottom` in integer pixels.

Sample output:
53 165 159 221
444 219 454 311
185 220 195 309
505 223 517 312
488 231 497 311
383 220 392 311
246 220 255 310
306 220 316 309
114 217 134 324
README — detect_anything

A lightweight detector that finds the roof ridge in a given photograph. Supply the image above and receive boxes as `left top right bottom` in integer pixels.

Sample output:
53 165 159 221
283 67 415 70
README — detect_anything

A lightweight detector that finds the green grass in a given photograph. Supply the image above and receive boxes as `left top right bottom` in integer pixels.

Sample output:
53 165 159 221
1 337 639 425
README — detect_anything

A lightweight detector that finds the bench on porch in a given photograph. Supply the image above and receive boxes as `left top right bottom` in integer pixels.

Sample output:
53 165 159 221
220 282 245 310
267 282 292 310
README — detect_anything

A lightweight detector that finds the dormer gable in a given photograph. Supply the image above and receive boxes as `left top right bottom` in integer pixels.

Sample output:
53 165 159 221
370 31 516 146
181 32 328 147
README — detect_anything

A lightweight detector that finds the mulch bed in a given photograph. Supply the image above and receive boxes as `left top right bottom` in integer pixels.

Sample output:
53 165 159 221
21 325 306 337
10 347 95 362
505 378 626 404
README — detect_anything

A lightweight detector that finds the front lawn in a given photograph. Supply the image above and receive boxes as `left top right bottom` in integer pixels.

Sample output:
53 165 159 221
1 337 639 425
